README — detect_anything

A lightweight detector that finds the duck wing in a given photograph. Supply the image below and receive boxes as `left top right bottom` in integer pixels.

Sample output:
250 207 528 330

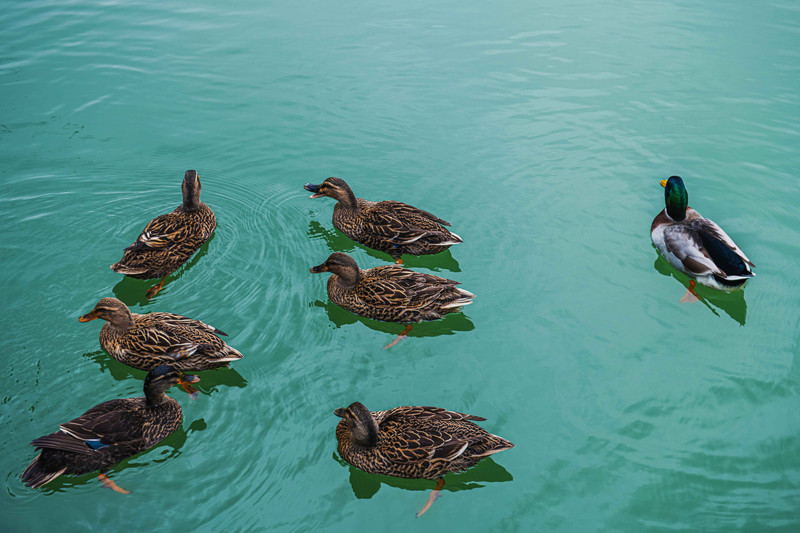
362 201 458 246
664 219 753 279
119 316 238 364
31 399 145 454
145 312 228 336
357 266 460 310
380 405 486 423
374 406 491 463
124 209 197 251
663 223 727 278
370 201 451 226
694 217 755 269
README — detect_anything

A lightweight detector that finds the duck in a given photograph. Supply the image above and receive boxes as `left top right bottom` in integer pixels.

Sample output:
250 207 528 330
304 177 462 263
79 297 242 394
22 365 198 493
310 252 474 348
334 401 513 516
111 170 216 299
651 176 754 301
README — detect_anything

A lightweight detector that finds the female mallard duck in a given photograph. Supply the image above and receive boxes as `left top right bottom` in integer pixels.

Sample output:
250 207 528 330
651 176 754 301
310 252 474 348
79 297 242 394
22 365 198 492
304 177 462 263
111 170 216 299
334 401 513 516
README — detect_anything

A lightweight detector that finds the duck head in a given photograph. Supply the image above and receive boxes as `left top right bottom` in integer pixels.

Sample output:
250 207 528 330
304 177 358 209
335 401 379 447
79 297 135 329
660 175 688 221
310 252 360 286
182 170 202 211
144 365 199 405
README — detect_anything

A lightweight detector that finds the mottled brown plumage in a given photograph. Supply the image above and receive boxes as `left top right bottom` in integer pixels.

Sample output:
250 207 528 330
334 402 514 480
79 297 243 372
21 366 193 489
310 253 474 323
304 177 461 260
111 170 216 295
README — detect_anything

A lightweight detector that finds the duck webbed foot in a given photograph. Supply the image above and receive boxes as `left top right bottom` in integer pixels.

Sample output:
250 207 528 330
178 375 201 400
416 478 445 517
384 324 413 349
98 473 130 494
680 279 700 303
146 276 167 299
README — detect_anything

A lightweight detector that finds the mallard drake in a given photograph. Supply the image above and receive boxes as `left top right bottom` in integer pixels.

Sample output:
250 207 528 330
304 177 461 263
651 176 755 301
310 252 474 347
334 401 513 516
22 365 198 492
79 298 242 392
111 170 216 299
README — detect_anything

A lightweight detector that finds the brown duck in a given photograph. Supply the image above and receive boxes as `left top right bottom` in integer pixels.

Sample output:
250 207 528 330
304 177 461 263
111 170 216 298
334 401 513 516
79 298 242 394
310 252 474 347
22 365 198 493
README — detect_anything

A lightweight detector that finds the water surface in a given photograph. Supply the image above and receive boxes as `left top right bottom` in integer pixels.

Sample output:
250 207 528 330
1 1 799 531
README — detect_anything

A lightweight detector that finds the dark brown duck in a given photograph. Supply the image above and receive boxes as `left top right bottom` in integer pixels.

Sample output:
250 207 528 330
21 365 197 492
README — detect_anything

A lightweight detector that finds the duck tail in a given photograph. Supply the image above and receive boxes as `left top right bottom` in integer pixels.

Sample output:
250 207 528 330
110 262 149 275
440 288 475 309
473 435 515 458
216 346 244 362
431 231 463 246
21 454 66 489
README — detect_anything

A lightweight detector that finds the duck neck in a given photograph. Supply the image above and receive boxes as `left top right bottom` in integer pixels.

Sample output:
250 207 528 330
333 266 360 287
145 389 169 406
183 195 201 212
351 419 379 448
665 181 688 221
335 185 359 211
108 311 135 330
666 205 686 221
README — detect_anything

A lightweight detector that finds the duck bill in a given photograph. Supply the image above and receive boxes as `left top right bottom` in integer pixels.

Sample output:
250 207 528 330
178 374 200 385
304 183 325 199
334 408 345 418
310 263 328 273
659 179 667 187
79 311 98 322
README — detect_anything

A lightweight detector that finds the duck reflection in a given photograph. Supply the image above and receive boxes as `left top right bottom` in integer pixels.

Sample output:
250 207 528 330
653 255 748 325
34 418 208 494
334 452 513 499
111 235 214 306
307 221 461 272
83 349 247 397
313 299 475 340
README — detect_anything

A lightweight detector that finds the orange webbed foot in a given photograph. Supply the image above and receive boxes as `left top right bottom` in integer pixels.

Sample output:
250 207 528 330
680 280 700 303
98 473 130 494
416 478 445 517
146 276 167 299
384 324 413 349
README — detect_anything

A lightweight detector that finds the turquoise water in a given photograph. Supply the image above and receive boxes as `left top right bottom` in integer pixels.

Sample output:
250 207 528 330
2 0 799 531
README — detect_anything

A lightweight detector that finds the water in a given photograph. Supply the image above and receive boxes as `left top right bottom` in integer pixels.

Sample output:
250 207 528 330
1 1 799 531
